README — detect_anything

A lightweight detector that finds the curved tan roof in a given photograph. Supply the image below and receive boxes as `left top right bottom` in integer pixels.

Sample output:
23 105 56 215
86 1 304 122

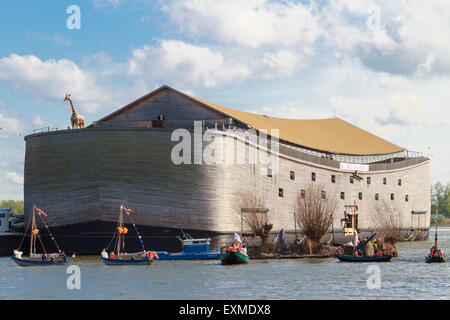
188 94 404 156
93 85 404 156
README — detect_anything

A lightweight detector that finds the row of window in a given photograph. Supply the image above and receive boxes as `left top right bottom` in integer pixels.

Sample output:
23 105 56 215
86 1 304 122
340 192 409 202
278 188 409 202
286 170 403 186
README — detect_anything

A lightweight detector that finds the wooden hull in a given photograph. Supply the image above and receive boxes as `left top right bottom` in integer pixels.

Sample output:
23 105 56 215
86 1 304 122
100 256 153 265
425 255 447 263
10 256 69 266
24 127 431 241
335 254 392 262
220 251 249 265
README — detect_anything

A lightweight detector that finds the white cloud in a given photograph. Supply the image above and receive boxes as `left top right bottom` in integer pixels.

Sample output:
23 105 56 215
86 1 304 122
262 50 307 79
53 35 72 47
0 104 24 138
163 0 321 49
32 115 46 126
0 54 112 113
92 0 125 8
127 40 252 87
5 171 23 185
250 105 332 120
377 72 410 88
322 1 450 76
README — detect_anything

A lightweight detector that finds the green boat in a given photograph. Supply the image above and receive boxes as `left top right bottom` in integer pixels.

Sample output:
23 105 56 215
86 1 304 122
221 250 249 265
335 253 392 262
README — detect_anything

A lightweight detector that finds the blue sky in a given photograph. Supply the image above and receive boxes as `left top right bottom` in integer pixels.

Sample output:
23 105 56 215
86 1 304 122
0 0 449 199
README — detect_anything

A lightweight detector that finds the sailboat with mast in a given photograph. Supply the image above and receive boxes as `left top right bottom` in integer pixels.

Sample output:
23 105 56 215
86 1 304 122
426 200 446 263
101 204 158 265
11 205 68 266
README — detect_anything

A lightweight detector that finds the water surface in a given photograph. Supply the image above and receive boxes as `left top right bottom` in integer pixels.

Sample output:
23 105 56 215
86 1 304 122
1 228 449 300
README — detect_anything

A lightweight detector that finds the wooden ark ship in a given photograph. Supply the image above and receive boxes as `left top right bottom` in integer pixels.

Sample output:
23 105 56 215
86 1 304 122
22 85 431 254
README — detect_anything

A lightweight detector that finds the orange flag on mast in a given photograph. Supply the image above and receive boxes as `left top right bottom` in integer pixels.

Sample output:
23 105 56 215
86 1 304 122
36 207 48 217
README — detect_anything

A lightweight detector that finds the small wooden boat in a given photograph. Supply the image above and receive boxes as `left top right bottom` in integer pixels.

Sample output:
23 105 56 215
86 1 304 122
335 254 392 262
10 205 69 266
220 233 249 265
101 204 158 265
426 200 446 263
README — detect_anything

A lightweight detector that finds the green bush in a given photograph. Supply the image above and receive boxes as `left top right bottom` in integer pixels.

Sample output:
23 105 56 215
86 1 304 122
1 200 24 215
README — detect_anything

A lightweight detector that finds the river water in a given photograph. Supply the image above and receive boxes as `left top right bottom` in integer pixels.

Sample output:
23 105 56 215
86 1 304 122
1 228 449 300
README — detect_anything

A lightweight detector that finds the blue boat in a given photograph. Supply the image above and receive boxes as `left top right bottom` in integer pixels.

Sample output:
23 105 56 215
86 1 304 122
157 237 220 260
100 204 158 265
11 254 68 266
10 205 69 267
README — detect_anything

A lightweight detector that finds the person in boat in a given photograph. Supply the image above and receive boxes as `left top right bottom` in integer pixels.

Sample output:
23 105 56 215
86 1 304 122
240 242 247 255
109 252 115 259
430 246 437 256
352 248 363 257
42 254 47 262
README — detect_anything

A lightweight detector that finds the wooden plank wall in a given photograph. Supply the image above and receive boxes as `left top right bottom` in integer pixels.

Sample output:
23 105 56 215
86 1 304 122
24 129 431 234
96 89 228 129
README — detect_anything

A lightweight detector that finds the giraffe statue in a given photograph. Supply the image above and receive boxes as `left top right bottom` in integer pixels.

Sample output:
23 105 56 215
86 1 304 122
64 94 85 129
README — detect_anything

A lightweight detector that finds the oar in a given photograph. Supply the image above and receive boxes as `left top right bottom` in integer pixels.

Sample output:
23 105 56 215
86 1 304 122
355 232 377 251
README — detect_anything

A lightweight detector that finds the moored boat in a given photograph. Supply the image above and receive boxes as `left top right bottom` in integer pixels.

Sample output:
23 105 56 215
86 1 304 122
221 250 249 265
157 234 220 260
100 204 158 265
425 200 446 263
220 233 249 265
100 255 153 265
425 254 446 263
335 253 392 262
10 205 68 266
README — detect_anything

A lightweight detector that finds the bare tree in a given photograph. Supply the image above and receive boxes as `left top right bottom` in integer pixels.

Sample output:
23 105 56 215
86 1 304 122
235 190 273 252
295 184 337 254
370 201 402 245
